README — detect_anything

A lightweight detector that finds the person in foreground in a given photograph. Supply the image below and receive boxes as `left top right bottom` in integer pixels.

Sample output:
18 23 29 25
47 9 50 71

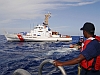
54 22 100 75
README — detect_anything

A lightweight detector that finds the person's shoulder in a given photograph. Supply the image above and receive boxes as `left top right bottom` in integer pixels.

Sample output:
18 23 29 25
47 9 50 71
89 39 100 46
92 39 99 43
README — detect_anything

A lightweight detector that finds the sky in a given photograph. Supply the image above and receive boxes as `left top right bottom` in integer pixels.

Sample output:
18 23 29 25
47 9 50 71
0 0 100 36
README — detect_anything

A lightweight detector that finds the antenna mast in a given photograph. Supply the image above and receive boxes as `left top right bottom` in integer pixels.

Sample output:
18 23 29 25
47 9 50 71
43 12 51 25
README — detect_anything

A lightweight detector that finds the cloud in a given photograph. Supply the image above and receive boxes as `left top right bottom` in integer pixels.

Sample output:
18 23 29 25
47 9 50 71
77 1 97 6
0 0 99 25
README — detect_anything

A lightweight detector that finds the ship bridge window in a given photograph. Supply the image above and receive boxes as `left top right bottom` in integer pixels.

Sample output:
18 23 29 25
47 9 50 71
39 27 43 30
33 34 36 36
41 27 43 29
38 31 43 32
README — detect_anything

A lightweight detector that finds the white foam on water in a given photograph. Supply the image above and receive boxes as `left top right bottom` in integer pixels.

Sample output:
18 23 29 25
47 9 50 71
46 47 78 55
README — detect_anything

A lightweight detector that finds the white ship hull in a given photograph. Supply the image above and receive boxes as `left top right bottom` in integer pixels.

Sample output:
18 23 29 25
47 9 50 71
5 34 72 42
5 34 21 41
23 37 72 42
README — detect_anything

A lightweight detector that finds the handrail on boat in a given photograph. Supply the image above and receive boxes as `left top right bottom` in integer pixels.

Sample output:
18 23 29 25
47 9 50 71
38 59 67 75
13 59 68 75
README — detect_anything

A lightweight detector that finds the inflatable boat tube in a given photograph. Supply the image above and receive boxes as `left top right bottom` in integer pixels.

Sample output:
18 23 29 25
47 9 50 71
13 69 31 75
38 59 67 75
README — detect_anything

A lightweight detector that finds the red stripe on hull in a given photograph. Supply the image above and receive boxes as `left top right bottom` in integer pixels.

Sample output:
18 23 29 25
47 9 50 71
17 34 24 41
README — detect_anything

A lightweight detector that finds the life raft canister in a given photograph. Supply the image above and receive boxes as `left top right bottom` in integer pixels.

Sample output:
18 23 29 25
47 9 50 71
80 36 100 70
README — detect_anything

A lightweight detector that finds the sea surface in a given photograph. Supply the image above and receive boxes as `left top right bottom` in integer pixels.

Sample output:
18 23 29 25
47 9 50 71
0 35 81 75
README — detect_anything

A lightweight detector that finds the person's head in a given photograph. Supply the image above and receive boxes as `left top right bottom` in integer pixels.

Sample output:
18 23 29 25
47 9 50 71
79 36 84 42
80 22 95 38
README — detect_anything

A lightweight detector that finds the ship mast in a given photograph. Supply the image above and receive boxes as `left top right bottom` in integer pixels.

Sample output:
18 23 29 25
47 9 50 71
43 13 51 25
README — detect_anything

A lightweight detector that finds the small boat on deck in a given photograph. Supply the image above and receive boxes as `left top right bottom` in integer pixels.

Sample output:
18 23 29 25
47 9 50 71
5 13 72 42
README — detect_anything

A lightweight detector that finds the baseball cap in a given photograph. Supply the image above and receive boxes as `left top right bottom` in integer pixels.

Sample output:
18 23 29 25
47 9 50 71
80 22 95 33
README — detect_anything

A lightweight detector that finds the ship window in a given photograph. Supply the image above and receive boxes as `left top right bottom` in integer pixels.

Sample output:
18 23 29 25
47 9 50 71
29 37 32 38
37 35 41 36
38 31 43 32
33 34 36 36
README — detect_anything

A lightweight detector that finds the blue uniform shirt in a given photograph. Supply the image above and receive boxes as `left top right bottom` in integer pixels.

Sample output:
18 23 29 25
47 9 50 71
81 39 100 60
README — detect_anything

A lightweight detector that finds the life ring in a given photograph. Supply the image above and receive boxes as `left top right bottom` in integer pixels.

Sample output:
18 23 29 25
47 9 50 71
38 59 67 75
13 69 31 75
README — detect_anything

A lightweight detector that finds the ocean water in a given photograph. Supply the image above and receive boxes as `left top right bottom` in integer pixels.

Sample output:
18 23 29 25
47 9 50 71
0 35 80 75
